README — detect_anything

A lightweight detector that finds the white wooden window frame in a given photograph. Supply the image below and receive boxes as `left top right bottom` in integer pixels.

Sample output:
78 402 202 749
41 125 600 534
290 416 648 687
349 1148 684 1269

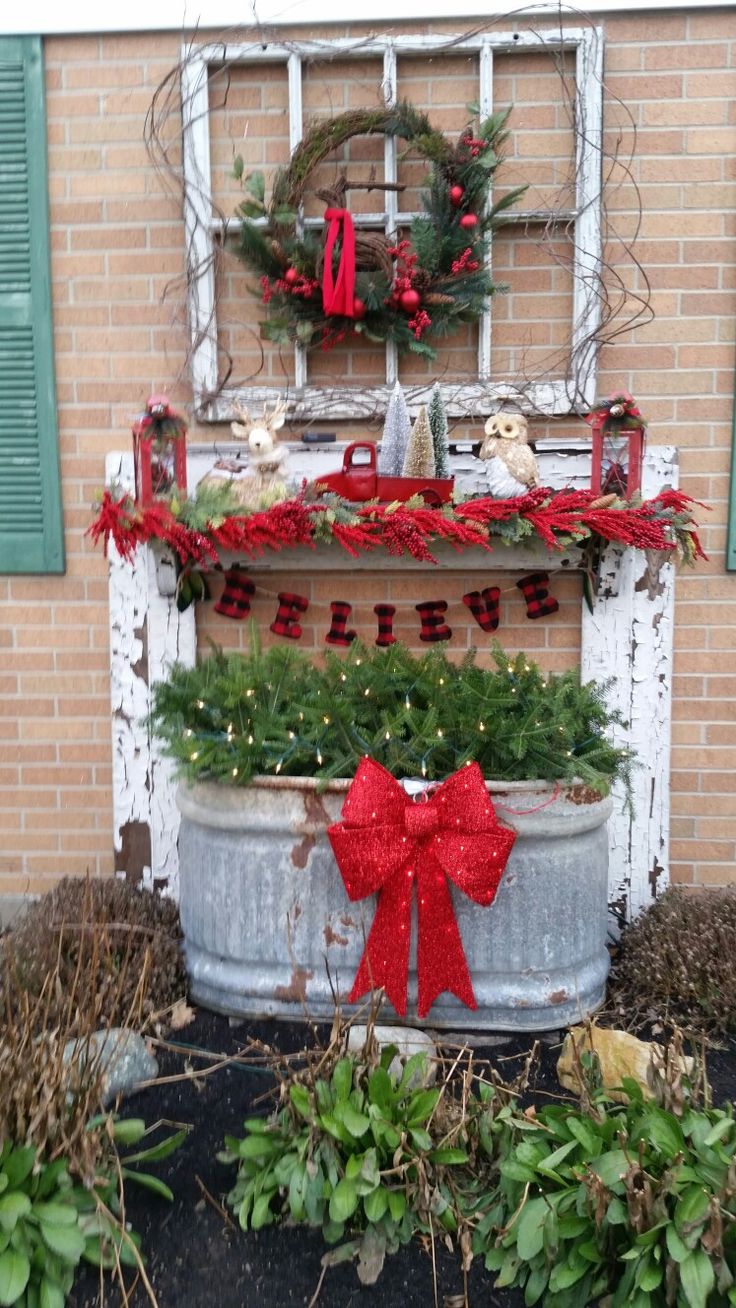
182 28 603 422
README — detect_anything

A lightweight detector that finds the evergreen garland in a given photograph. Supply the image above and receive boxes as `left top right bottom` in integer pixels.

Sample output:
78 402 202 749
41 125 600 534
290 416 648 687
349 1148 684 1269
150 637 633 798
428 383 450 478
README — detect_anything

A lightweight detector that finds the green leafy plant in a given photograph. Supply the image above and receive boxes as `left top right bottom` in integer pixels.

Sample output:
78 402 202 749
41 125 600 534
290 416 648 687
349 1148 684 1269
0 1119 186 1308
473 1075 736 1308
220 1040 514 1286
151 637 632 797
608 887 736 1034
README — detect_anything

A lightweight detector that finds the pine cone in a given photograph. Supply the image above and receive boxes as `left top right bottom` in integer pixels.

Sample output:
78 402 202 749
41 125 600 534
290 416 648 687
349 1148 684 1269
424 292 455 305
270 239 288 267
588 493 619 510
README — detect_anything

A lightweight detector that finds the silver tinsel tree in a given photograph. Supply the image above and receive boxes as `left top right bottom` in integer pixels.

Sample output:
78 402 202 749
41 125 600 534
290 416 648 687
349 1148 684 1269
428 382 450 478
378 380 411 476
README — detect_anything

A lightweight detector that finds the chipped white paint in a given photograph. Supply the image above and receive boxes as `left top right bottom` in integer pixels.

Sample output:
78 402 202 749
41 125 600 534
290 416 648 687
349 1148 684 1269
581 447 677 918
106 452 196 896
107 444 677 917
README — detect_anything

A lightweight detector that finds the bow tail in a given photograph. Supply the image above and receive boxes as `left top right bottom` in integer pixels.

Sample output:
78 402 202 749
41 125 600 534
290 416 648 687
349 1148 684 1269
416 860 477 1019
348 871 413 1018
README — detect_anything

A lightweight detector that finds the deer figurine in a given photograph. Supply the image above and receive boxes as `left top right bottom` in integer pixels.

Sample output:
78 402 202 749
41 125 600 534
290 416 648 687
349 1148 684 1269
199 398 291 509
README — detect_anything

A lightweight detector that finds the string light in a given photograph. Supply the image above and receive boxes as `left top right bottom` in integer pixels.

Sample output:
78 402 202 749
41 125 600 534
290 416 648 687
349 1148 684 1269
421 759 428 777
275 760 282 773
195 699 205 710
232 767 238 777
323 715 330 725
288 731 295 740
478 721 485 732
385 730 391 739
364 687 370 697
316 750 323 764
184 728 193 738
404 695 411 710
340 673 347 682
247 734 254 745
190 751 199 761
437 729 443 738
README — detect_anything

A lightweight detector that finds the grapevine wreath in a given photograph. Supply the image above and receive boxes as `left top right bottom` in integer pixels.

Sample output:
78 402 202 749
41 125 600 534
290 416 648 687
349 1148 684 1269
233 101 527 359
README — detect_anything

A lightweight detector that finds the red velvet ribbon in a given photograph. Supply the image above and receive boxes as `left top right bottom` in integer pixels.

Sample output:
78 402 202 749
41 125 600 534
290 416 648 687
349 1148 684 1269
328 759 516 1018
322 207 356 318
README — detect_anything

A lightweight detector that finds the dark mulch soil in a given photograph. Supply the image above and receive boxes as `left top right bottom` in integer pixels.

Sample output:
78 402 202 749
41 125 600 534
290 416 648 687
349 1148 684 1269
69 1010 736 1308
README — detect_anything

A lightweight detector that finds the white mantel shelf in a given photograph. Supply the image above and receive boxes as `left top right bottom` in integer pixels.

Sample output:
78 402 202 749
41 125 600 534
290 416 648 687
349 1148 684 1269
106 442 678 922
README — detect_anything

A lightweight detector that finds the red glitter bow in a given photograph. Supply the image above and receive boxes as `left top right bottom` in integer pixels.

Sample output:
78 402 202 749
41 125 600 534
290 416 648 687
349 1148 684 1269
321 208 356 318
328 759 516 1018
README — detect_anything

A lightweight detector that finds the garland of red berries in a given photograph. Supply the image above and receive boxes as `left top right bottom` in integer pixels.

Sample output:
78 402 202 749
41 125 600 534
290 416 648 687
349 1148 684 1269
90 485 706 570
232 101 527 360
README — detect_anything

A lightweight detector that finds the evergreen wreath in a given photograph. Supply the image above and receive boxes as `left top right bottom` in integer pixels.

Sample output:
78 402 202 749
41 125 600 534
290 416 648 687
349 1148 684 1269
233 100 526 359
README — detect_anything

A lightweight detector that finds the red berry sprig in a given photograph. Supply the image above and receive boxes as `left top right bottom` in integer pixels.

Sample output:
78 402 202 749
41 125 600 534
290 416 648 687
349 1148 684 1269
451 246 480 275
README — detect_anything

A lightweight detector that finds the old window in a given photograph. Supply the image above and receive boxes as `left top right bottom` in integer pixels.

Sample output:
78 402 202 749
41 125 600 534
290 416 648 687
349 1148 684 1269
181 28 603 422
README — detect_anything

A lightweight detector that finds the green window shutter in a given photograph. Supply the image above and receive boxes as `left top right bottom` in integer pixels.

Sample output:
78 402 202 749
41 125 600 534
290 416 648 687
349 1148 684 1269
0 35 63 574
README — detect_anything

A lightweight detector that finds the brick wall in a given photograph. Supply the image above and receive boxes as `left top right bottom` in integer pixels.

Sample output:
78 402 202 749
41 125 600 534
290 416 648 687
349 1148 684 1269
0 9 734 896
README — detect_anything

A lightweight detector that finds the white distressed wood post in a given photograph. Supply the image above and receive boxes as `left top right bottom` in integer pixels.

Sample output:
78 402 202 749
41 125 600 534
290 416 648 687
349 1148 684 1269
106 452 196 895
580 446 677 919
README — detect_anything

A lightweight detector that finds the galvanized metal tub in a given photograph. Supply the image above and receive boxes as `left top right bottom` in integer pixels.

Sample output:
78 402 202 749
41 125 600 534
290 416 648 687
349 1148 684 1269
177 776 613 1031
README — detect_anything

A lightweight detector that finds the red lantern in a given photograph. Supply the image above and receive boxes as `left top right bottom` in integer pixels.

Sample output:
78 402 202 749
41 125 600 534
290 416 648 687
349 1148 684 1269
588 392 645 500
132 394 188 507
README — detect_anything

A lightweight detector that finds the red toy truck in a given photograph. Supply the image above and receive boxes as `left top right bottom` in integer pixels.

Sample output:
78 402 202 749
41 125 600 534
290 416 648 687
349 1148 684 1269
313 441 453 506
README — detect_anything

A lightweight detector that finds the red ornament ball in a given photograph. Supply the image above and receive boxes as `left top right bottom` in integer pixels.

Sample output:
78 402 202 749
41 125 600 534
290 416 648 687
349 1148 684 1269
459 213 478 230
449 184 464 207
283 267 299 285
352 296 366 319
399 288 421 313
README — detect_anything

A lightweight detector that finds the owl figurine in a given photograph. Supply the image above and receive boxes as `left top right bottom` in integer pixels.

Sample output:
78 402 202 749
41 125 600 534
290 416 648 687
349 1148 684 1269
478 410 540 499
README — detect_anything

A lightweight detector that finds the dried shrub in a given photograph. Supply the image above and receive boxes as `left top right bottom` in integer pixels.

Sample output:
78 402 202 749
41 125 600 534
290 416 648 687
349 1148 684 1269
2 876 187 1036
607 887 736 1033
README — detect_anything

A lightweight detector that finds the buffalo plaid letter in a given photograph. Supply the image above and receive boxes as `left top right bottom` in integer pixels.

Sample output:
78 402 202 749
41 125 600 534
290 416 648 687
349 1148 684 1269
516 572 559 620
415 599 452 643
270 592 309 640
325 600 356 646
462 586 501 633
214 568 255 620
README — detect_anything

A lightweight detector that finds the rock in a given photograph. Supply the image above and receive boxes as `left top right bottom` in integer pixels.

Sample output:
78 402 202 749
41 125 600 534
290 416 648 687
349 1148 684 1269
557 1026 693 1103
63 1028 158 1106
347 1024 438 1087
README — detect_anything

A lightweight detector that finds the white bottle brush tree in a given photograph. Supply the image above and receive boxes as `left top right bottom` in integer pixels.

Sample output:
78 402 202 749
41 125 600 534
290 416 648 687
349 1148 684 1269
428 382 450 478
402 405 436 478
378 380 411 476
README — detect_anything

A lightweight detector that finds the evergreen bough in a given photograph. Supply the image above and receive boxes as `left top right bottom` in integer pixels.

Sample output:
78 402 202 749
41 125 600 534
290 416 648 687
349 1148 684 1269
150 638 632 797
